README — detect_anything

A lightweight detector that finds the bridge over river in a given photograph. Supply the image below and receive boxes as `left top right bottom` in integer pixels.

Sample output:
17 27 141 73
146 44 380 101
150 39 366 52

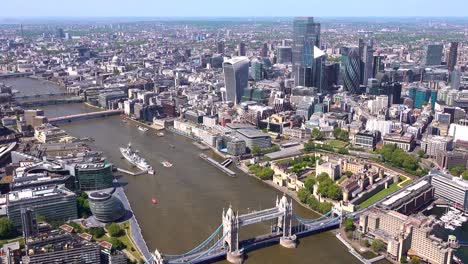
146 195 342 264
48 110 123 124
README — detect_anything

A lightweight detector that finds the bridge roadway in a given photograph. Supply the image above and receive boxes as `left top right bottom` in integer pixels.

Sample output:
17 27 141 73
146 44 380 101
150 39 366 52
156 217 340 264
14 92 74 100
48 110 123 124
0 72 33 79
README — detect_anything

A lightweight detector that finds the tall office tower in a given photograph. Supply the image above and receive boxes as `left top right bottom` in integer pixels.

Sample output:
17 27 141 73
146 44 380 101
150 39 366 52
292 17 321 87
216 41 225 54
338 47 350 86
238 41 246 56
56 28 65 39
447 42 459 71
373 55 384 77
251 59 264 81
223 57 250 104
21 208 38 238
277 46 292 64
424 44 443 66
450 66 461 90
363 40 374 85
313 46 327 92
260 43 269 57
343 47 362 94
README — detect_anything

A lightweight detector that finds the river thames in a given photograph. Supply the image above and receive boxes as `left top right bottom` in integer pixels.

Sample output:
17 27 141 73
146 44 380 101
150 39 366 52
7 77 363 263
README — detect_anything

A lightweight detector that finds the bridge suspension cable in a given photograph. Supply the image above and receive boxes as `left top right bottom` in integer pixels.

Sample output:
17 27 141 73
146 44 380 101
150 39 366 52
162 224 224 259
294 210 333 224
169 231 229 264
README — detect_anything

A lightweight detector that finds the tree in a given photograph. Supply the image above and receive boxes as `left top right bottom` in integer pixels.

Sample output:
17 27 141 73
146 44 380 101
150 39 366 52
297 188 310 203
89 227 105 238
106 223 123 237
311 128 324 140
344 218 355 232
449 165 465 177
337 148 349 155
417 149 426 158
362 240 371 247
110 237 125 250
303 141 316 152
304 177 316 192
0 218 13 239
371 239 385 252
251 146 262 155
345 171 353 177
410 256 422 264
462 170 468 181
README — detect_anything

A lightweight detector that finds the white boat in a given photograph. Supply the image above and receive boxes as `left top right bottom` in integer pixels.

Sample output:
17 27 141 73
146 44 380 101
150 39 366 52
162 161 173 168
157 132 165 137
445 224 456 231
120 143 154 175
138 126 148 132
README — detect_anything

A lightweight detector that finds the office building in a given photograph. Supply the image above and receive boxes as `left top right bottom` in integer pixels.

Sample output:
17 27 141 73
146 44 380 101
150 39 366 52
435 150 468 170
380 180 434 215
343 47 362 94
251 59 264 81
447 42 458 71
99 241 128 264
24 109 45 127
424 44 443 66
420 135 453 158
431 172 468 212
362 41 374 85
383 133 415 152
223 57 250 104
277 46 292 64
72 163 114 191
226 139 247 156
21 208 38 238
22 227 101 264
238 41 246 56
216 41 225 54
355 130 377 150
408 87 437 109
292 17 320 87
359 208 456 264
88 191 125 223
4 186 77 227
235 129 271 149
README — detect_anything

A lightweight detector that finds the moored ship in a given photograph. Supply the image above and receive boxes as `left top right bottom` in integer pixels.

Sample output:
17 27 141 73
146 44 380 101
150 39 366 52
120 143 154 174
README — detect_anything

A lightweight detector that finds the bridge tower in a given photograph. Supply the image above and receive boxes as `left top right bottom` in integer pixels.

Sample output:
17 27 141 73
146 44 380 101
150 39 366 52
223 206 244 264
276 194 297 248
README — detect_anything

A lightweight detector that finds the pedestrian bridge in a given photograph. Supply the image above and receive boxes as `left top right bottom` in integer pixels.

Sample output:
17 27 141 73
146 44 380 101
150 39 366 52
146 195 341 264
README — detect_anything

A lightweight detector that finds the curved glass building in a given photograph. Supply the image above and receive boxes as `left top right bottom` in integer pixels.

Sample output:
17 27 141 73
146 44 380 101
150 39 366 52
343 47 361 94
88 191 125 223
75 163 114 191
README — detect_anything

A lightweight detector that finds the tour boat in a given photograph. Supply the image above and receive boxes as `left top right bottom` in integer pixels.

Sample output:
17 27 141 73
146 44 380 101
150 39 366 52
162 161 173 168
152 197 158 204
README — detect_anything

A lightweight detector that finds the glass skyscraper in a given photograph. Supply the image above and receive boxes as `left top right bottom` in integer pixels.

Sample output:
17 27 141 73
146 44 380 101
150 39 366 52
292 17 320 87
343 47 361 94
223 57 250 104
424 44 443 66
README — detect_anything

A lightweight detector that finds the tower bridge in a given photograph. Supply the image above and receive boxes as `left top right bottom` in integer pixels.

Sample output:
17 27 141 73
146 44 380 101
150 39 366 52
147 195 342 264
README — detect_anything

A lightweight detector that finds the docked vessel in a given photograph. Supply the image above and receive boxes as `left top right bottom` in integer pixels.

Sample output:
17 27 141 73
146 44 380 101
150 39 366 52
138 126 148 132
120 143 155 174
157 132 165 137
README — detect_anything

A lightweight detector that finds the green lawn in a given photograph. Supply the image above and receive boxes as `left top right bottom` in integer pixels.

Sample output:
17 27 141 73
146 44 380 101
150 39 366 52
358 183 400 209
95 222 142 261
326 140 349 148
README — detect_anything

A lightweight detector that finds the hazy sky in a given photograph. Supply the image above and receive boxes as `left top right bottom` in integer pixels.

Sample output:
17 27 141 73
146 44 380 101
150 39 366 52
2 0 467 17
